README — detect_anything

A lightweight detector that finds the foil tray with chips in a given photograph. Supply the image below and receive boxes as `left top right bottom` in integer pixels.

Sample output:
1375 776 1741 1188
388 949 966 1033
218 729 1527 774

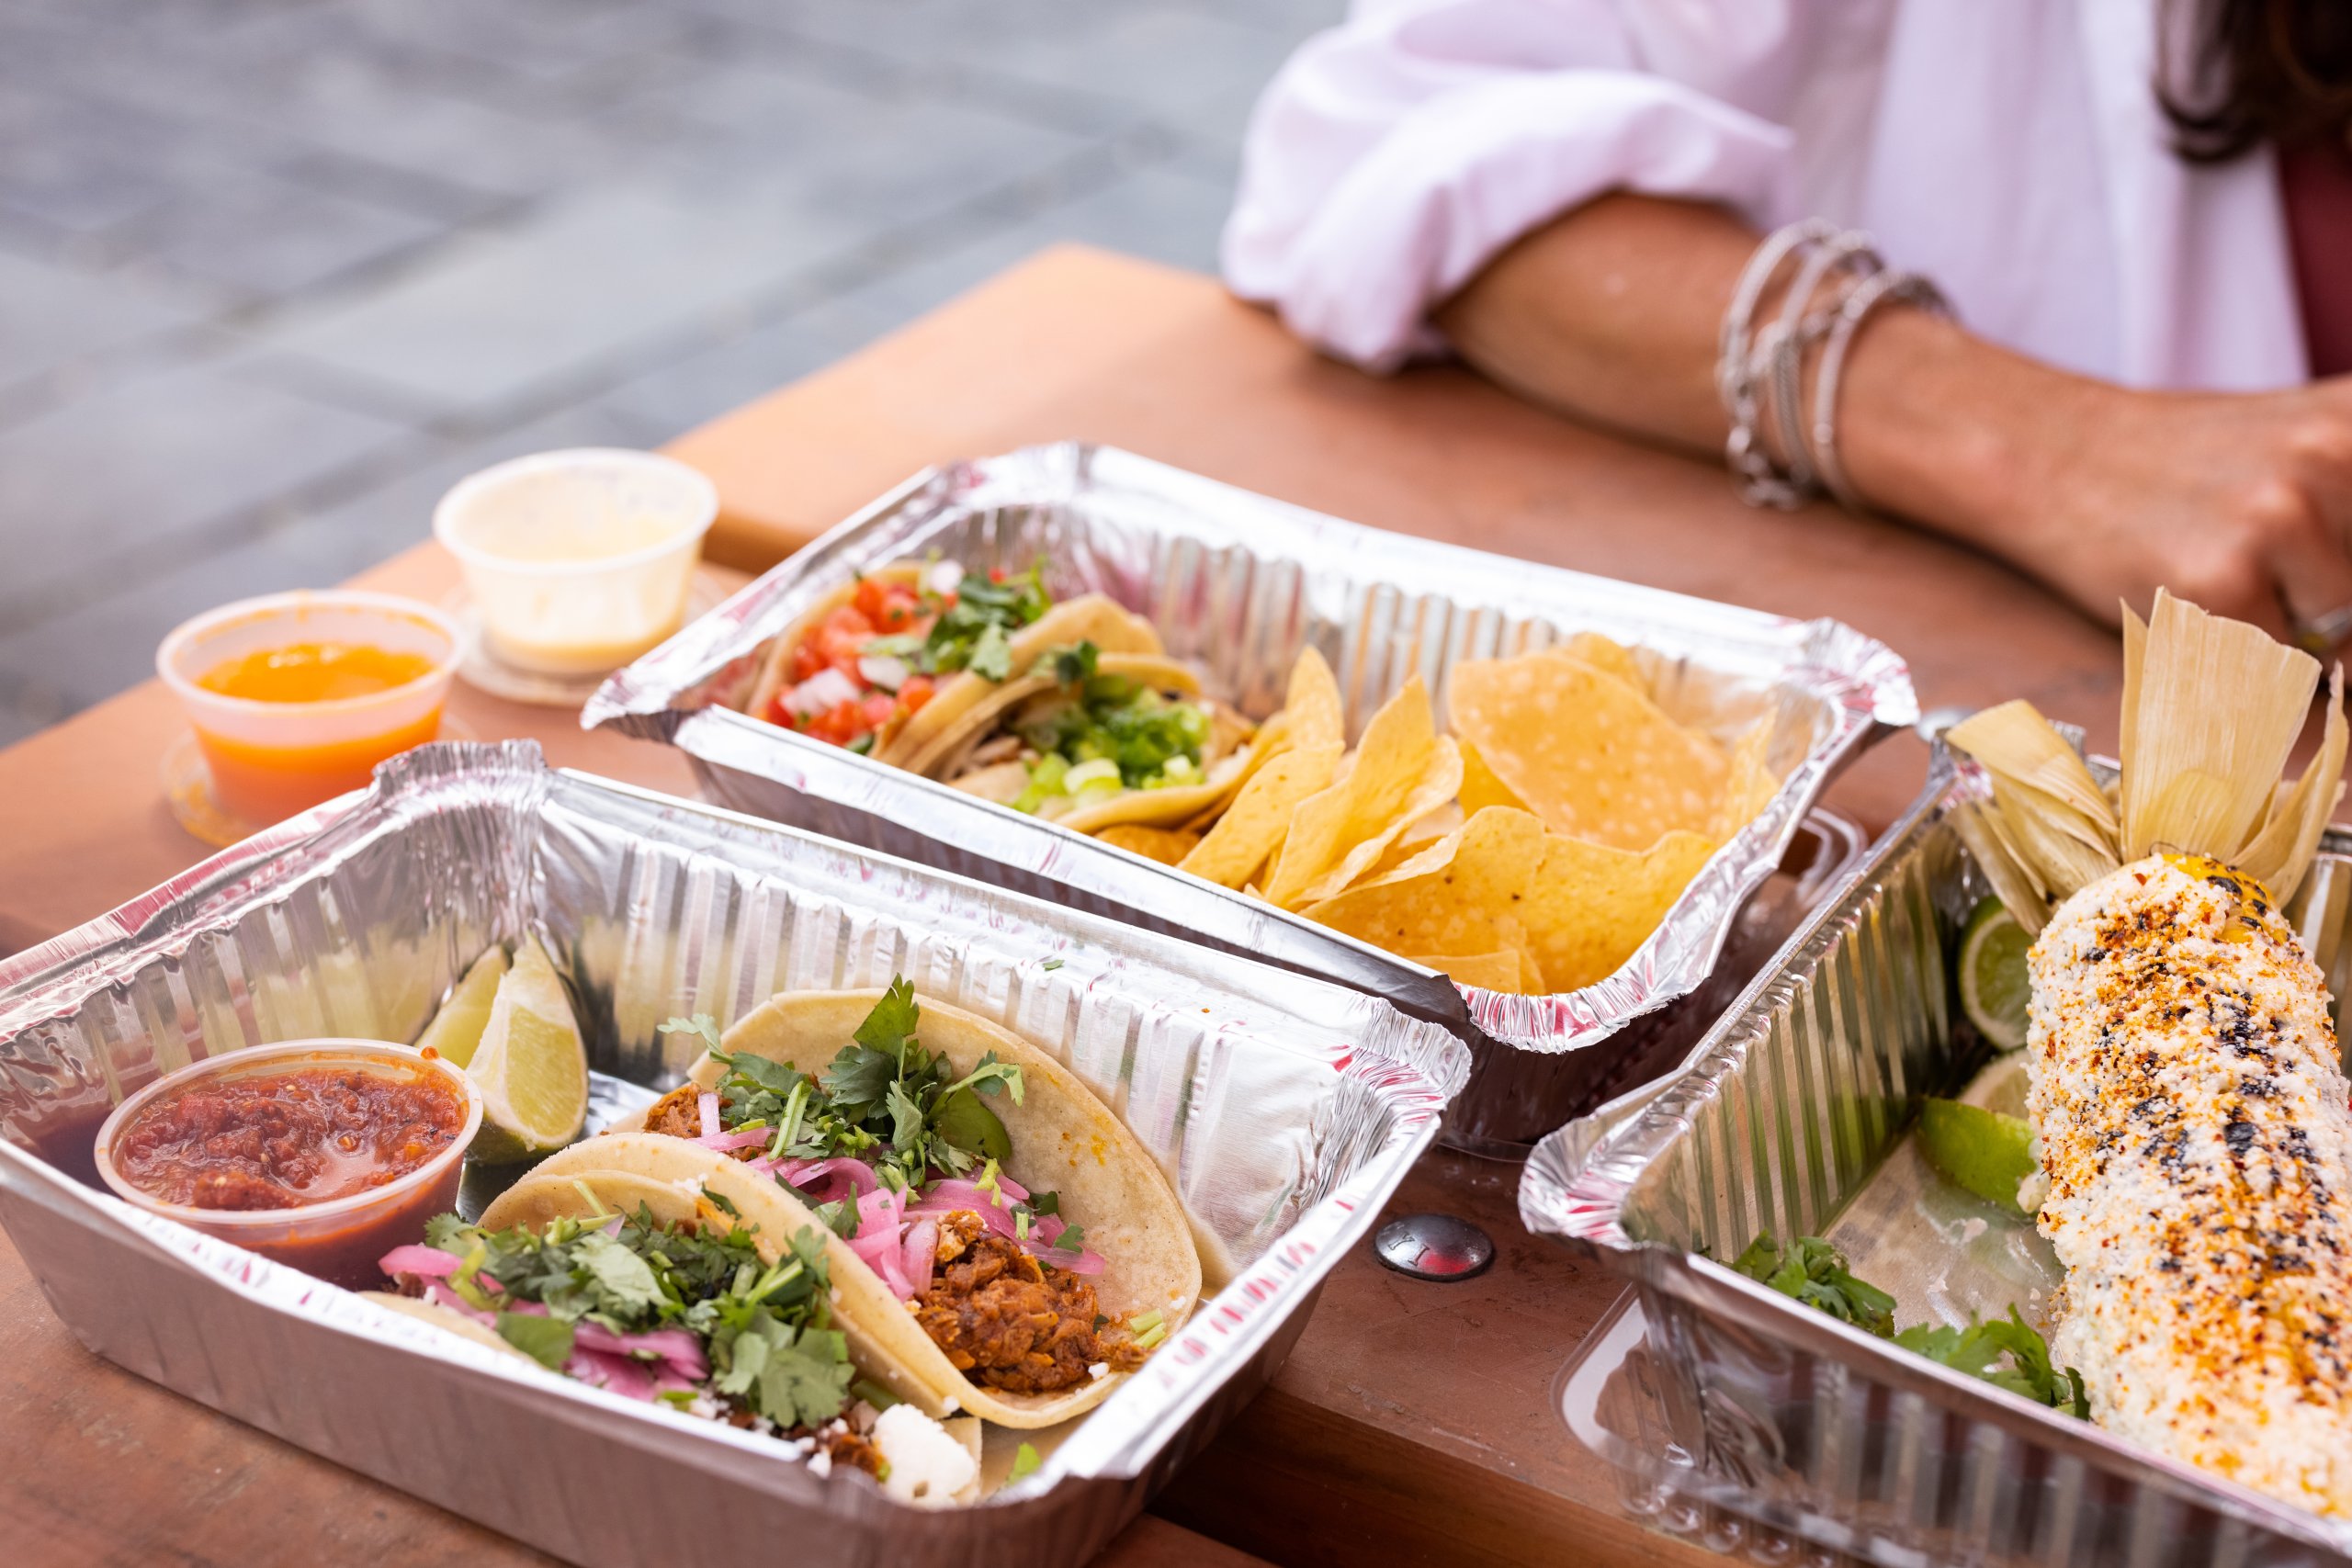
0 742 1464 1568
585 443 1916 1152
1520 750 2352 1567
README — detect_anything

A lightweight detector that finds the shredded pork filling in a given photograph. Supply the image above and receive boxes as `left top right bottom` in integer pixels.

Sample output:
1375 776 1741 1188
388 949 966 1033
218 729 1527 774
912 1212 1144 1395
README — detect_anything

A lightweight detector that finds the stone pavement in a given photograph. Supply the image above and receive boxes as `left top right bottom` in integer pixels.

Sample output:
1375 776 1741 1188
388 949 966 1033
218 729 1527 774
0 0 1341 744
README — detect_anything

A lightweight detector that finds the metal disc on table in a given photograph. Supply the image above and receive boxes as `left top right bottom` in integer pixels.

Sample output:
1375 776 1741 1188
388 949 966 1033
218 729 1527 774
1373 1213 1495 1280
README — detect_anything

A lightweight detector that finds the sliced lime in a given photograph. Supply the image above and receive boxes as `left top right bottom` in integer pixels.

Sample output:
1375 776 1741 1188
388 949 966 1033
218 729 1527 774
1957 897 2031 1051
467 935 588 1164
415 944 509 1069
1919 1096 2037 1215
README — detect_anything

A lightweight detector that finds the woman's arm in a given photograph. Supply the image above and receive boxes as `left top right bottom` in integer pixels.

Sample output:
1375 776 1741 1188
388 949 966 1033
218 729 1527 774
1435 193 2352 640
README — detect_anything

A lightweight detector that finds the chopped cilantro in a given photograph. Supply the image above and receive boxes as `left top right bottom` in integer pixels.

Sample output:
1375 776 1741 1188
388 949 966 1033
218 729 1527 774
1046 641 1100 685
660 1013 724 1055
1732 1235 1894 1337
695 976 1026 1194
495 1313 575 1370
919 564 1049 680
1733 1233 2086 1417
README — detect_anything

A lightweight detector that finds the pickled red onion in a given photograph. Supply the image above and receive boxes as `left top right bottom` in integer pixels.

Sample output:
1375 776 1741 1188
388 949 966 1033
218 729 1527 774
379 1244 463 1279
697 1092 720 1141
902 1217 937 1297
696 1126 769 1153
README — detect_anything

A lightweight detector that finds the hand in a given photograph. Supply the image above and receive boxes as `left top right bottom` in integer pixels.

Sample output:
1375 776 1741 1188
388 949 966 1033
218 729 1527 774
1992 378 2352 643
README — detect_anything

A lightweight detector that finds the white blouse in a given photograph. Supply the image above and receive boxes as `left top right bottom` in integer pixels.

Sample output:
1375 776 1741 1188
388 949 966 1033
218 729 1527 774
1222 0 2308 392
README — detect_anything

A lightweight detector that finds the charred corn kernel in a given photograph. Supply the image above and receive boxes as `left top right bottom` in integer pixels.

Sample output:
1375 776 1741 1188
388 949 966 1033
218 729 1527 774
2029 854 2352 1514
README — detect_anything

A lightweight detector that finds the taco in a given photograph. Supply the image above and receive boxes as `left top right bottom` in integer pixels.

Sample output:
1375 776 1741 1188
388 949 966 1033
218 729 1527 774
746 560 1161 763
368 1169 984 1505
537 982 1203 1428
910 641 1260 835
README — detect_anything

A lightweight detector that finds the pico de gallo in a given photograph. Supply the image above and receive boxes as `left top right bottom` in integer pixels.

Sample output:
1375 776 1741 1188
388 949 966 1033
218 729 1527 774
764 563 1052 753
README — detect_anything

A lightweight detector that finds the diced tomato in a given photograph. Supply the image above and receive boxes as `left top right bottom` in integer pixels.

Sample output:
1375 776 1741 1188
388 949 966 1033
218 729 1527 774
854 577 927 632
898 673 936 715
790 604 875 683
802 700 867 746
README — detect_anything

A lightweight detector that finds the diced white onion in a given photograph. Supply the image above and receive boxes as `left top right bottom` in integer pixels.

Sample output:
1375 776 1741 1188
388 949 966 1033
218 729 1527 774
783 667 861 718
857 653 909 692
926 560 965 595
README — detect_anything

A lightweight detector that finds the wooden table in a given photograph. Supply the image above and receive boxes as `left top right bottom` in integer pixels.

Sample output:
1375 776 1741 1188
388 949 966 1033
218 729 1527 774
0 246 2136 1567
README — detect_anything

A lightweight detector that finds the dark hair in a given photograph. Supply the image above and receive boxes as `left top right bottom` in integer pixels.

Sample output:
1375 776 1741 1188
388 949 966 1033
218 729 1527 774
2161 0 2352 161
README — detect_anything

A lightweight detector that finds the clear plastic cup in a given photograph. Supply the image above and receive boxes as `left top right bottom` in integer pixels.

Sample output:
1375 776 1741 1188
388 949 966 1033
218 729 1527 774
94 1040 482 1290
433 448 718 677
156 591 462 825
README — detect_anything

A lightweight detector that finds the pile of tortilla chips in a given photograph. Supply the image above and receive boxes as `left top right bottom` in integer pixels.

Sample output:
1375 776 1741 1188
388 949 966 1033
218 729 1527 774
1156 633 1777 996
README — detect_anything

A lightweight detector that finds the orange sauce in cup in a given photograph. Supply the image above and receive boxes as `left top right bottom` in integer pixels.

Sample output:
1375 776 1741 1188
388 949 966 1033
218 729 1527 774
192 642 446 822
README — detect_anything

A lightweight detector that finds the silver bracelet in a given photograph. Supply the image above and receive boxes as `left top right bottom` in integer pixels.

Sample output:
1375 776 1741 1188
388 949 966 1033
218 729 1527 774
1810 268 1955 512
1717 220 1877 509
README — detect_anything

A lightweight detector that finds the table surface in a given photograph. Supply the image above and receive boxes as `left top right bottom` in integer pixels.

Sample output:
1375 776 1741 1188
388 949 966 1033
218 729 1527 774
0 244 2143 1568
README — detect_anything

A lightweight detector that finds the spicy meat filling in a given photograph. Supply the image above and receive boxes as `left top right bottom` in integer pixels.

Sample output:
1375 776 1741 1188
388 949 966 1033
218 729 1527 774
912 1211 1146 1395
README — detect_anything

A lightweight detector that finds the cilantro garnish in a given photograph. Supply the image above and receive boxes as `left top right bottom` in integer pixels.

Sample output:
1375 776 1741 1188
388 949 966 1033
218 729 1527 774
1895 1310 2090 1416
919 564 1049 681
1732 1235 1895 1337
1046 641 1099 685
409 1204 867 1434
689 979 1027 1192
1733 1233 2086 1416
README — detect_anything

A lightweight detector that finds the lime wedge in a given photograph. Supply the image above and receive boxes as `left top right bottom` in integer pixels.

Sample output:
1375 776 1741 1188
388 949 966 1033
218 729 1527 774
1957 897 2031 1051
1919 1089 2037 1215
415 944 509 1069
467 935 588 1164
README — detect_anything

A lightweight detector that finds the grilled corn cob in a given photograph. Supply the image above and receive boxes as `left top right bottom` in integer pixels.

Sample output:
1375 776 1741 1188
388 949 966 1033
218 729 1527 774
2030 853 2352 1514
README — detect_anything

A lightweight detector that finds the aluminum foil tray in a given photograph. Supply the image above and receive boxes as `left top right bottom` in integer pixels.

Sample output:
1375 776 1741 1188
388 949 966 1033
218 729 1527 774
1521 750 2352 1568
585 442 1916 1152
0 742 1465 1568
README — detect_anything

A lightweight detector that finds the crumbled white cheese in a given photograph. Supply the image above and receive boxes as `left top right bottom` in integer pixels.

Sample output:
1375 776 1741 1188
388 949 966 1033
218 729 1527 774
1088 1361 1109 1381
808 1449 832 1479
872 1404 978 1506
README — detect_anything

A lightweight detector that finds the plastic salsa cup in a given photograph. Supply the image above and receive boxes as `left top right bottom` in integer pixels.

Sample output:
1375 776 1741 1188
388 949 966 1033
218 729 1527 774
156 591 462 826
93 1040 481 1290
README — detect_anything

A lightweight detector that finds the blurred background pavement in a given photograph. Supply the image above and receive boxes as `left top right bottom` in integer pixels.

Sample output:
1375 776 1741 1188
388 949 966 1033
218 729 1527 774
0 0 1340 743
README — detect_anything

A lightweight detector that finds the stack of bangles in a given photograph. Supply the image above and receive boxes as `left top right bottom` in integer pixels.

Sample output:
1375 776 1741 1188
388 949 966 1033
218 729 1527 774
1716 219 1955 511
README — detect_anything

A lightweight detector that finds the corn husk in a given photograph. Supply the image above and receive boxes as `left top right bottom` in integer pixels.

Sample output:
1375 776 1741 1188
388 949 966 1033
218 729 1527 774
2236 665 2348 904
1951 591 2346 925
2120 590 2318 865
1945 700 2118 839
1950 797 2050 936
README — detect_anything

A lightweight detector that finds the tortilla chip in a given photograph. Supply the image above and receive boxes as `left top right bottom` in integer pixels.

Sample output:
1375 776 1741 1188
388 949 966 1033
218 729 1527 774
1096 823 1202 866
1263 677 1445 908
1283 646 1345 751
1567 630 1644 686
1183 712 1292 830
1286 737 1463 908
1519 828 1718 992
1178 739 1341 888
1449 650 1727 851
1458 739 1530 817
1404 949 1534 994
1300 807 1547 959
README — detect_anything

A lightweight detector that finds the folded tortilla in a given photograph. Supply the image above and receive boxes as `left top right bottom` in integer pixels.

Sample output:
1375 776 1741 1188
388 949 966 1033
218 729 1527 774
551 989 1203 1428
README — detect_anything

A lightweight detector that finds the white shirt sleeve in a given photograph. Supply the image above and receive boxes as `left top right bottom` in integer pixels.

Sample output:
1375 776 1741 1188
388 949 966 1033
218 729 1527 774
1222 0 1811 371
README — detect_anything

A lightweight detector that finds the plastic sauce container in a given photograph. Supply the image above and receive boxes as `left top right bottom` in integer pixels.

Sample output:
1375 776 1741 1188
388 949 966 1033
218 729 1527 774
157 592 462 825
94 1040 481 1290
434 448 718 676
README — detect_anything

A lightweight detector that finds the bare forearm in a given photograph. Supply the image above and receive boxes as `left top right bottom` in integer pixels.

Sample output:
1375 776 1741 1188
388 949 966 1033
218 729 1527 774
1432 194 2066 553
1433 193 2352 640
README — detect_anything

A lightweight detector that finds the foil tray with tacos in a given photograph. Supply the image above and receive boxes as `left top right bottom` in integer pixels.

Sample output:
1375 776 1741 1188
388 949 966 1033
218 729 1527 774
0 744 1464 1568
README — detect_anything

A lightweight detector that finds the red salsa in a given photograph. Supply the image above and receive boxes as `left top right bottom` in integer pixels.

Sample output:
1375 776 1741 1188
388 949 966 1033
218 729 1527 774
111 1067 466 1211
